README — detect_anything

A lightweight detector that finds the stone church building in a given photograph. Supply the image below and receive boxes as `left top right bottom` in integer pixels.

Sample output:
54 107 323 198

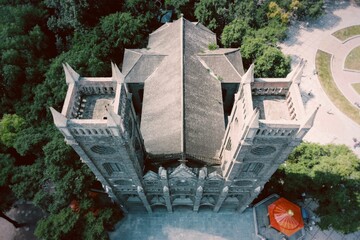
51 17 317 213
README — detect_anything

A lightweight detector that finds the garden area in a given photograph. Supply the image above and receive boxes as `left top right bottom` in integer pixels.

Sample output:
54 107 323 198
345 46 360 71
315 50 360 125
332 25 360 41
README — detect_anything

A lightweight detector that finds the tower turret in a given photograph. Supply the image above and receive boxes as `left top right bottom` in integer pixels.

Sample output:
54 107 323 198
51 63 149 213
219 60 316 212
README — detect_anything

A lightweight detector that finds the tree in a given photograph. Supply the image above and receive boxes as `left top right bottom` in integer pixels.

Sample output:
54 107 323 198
165 0 197 20
34 208 80 240
194 0 234 36
259 143 360 234
291 0 324 20
0 3 54 115
0 154 16 211
0 114 26 148
254 46 291 77
0 154 25 228
221 18 249 48
267 1 290 24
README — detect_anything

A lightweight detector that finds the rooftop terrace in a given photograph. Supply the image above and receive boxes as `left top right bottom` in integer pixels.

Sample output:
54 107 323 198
80 94 114 119
253 95 290 121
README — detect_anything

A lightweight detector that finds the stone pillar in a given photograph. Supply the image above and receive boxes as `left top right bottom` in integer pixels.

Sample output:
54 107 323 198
193 186 203 212
137 186 152 213
163 186 172 212
213 186 229 212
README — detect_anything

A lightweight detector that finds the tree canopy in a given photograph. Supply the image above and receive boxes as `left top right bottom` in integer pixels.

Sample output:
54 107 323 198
258 143 360 234
0 0 332 238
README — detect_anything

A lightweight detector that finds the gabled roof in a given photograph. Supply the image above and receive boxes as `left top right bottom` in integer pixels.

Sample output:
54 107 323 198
124 18 245 163
123 49 166 83
169 163 196 179
143 170 160 181
198 49 243 83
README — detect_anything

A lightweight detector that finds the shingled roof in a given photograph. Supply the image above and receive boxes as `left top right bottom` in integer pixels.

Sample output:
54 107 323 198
123 18 244 163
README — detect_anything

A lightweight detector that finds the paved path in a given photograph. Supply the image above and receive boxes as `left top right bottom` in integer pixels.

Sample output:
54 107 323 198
279 0 360 156
109 209 256 240
0 202 45 240
320 30 360 105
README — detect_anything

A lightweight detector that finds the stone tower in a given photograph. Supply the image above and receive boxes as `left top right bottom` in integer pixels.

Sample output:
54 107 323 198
50 63 151 213
219 62 318 212
51 18 316 214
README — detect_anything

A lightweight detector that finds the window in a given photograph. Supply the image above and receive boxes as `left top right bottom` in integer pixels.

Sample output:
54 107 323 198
241 162 264 175
234 180 253 187
113 179 131 185
250 146 276 155
91 145 116 155
103 162 123 175
225 138 232 151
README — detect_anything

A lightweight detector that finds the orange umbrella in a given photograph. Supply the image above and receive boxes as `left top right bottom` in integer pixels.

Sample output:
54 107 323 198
268 197 304 237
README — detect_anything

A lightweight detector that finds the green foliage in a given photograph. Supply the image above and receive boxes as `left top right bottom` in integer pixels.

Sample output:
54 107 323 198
165 0 197 20
254 46 291 77
0 154 14 186
0 114 26 147
194 0 234 36
263 143 360 234
0 154 16 211
123 0 160 28
100 12 146 50
81 209 113 240
267 1 290 24
11 160 44 200
254 20 288 43
35 208 80 240
12 123 51 156
208 42 219 50
240 37 268 63
0 3 53 114
45 0 124 51
221 18 249 48
292 0 324 20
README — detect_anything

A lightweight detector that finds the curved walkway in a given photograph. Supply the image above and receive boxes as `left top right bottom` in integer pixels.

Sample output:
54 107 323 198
279 0 360 157
320 35 360 103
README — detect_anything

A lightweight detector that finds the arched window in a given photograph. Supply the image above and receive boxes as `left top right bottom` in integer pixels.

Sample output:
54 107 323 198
241 162 264 175
103 162 123 175
91 145 116 155
250 146 276 155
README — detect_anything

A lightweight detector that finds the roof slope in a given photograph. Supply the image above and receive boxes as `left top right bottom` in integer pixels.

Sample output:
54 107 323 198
183 19 225 159
139 19 183 154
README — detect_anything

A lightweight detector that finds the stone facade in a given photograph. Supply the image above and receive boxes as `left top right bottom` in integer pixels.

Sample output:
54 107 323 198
51 18 317 213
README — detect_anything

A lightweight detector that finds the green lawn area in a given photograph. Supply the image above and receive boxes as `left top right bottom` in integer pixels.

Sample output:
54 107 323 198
332 25 360 41
352 83 360 95
315 50 360 125
345 46 360 71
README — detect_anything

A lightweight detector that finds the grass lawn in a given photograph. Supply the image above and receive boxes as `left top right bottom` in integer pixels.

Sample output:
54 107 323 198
352 83 360 95
332 25 360 41
315 50 360 125
345 46 360 71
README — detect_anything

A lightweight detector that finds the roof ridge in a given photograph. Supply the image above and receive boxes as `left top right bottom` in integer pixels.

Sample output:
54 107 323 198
180 16 185 156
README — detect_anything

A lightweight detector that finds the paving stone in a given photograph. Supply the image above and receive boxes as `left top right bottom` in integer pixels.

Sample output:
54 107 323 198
110 209 256 240
329 231 345 240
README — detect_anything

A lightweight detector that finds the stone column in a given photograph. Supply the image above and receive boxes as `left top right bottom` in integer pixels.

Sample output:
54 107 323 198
137 186 152 213
213 186 229 212
163 186 172 212
193 186 203 212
